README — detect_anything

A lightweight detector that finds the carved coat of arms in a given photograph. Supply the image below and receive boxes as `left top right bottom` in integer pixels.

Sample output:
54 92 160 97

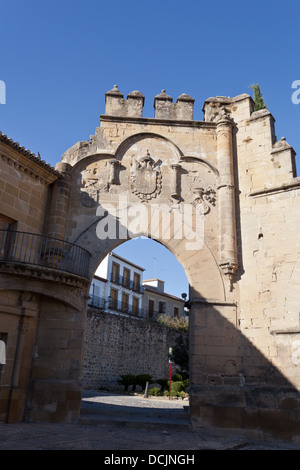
131 151 162 201
192 187 217 214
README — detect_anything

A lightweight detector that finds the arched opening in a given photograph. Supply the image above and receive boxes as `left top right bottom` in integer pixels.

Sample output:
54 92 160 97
80 236 191 427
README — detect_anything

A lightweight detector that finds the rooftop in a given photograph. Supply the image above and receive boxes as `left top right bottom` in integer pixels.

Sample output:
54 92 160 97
0 131 59 177
109 252 145 272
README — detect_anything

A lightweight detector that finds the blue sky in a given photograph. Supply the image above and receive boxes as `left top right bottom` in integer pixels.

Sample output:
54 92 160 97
1 0 299 297
113 237 189 298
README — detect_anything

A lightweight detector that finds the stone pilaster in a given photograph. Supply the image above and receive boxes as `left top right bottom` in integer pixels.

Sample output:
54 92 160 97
216 116 238 287
46 162 72 240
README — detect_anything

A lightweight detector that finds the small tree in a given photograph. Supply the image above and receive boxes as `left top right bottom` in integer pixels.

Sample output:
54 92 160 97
117 374 136 391
169 332 189 379
135 374 153 390
250 83 267 111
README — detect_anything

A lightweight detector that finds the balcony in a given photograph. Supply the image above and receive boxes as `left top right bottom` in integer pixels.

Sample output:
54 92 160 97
88 294 143 317
0 229 90 279
110 272 122 285
110 273 144 293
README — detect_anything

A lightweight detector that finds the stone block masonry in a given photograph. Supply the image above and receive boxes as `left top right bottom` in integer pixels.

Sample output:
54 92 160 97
2 86 300 439
81 308 180 390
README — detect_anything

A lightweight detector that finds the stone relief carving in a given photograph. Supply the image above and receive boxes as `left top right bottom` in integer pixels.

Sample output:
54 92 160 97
206 104 232 123
192 187 217 214
131 150 162 202
80 159 120 207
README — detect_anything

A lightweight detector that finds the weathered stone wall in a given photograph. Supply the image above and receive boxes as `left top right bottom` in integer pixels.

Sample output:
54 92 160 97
81 307 180 390
0 137 57 233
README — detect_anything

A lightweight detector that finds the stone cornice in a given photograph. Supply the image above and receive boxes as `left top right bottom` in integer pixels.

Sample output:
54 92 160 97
249 178 300 197
190 297 237 307
270 327 300 335
0 134 59 185
0 262 90 288
100 114 216 129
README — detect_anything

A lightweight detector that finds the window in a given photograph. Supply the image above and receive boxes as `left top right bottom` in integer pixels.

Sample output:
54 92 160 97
110 288 118 309
132 297 139 316
148 299 154 318
0 214 16 231
121 292 129 313
0 214 16 260
123 267 131 288
133 272 141 292
111 262 120 284
159 301 166 314
174 307 179 318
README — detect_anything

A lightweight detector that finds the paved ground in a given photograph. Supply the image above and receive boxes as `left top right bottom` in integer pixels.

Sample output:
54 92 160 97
0 391 300 451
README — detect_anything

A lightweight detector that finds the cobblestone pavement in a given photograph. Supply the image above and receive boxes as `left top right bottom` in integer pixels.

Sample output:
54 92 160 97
0 391 299 451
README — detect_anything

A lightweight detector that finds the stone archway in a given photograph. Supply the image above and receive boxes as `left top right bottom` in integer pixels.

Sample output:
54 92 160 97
24 88 300 438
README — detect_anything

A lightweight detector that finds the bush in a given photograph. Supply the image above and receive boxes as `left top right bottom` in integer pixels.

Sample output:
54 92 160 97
148 387 161 396
163 380 187 398
156 314 188 332
172 374 189 389
170 380 185 394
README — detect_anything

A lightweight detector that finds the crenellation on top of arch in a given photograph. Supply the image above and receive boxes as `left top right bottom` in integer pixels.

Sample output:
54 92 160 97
105 85 196 121
104 86 266 123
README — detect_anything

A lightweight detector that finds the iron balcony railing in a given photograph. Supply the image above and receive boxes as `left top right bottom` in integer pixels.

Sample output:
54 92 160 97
0 229 90 279
89 294 143 317
110 273 144 293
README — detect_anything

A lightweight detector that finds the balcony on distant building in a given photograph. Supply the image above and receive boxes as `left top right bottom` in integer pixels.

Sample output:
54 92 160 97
88 294 143 317
110 272 144 293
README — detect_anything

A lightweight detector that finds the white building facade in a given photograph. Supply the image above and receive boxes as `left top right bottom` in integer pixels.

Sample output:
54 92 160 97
89 253 186 320
89 252 144 317
142 279 185 319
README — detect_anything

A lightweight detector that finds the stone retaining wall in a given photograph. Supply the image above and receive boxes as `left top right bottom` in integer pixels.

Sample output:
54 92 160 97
81 308 180 390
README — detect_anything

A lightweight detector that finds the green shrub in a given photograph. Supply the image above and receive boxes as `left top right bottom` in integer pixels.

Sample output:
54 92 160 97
172 375 189 389
171 381 185 394
163 380 187 397
148 387 161 396
178 391 189 399
156 314 188 332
